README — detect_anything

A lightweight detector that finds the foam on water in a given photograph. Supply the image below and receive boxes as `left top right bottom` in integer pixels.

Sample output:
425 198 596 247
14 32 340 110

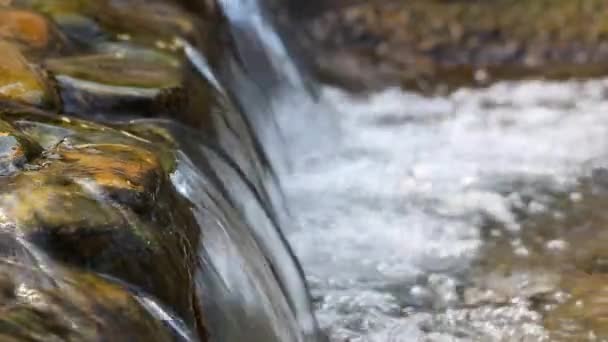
277 79 608 340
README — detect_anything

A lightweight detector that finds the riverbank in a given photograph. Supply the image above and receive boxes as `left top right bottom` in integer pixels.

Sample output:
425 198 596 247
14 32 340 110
296 0 608 92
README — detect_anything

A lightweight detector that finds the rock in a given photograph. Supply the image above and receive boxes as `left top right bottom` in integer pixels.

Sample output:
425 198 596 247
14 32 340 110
21 0 207 48
0 118 41 175
45 51 184 118
0 41 55 106
0 9 51 49
44 48 218 133
0 103 203 336
0 232 179 342
0 1 305 341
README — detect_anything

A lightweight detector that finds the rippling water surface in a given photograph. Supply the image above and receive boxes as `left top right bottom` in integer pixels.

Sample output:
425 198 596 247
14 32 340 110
275 79 608 341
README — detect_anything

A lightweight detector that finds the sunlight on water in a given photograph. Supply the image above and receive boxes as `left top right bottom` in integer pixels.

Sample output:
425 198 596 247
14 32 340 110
276 79 608 341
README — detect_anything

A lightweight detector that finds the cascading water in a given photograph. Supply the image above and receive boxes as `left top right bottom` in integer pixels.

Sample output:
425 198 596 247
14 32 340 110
172 0 324 339
182 2 334 341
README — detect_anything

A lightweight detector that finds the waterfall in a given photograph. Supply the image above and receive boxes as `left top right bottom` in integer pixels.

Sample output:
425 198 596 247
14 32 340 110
176 0 327 341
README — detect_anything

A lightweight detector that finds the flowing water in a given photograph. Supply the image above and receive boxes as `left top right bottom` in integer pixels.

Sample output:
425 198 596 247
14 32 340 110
275 81 608 341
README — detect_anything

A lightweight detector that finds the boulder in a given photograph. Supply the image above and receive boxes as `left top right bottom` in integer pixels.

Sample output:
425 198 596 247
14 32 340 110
0 102 204 339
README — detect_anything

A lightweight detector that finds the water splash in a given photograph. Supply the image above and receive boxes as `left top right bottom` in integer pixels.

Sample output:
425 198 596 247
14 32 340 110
277 80 608 340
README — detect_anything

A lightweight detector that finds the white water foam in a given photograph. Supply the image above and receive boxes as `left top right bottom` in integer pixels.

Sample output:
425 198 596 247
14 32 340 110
278 79 608 340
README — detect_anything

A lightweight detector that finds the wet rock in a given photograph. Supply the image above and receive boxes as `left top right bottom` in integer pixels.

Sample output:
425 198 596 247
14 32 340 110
0 41 55 106
0 233 179 342
0 1 308 341
94 0 200 42
45 52 183 118
0 105 203 336
20 0 207 49
0 118 41 174
10 120 74 149
44 50 219 133
0 8 50 49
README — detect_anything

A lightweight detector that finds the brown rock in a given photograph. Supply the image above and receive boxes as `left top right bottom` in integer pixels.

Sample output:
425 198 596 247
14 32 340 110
0 9 50 48
0 41 53 105
0 104 203 336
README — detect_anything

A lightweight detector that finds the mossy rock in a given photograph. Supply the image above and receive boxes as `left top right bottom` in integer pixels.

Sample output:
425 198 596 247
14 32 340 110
0 103 203 336
0 232 180 342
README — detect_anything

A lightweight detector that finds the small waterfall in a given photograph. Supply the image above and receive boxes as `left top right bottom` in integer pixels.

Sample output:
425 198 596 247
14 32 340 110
172 0 326 335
